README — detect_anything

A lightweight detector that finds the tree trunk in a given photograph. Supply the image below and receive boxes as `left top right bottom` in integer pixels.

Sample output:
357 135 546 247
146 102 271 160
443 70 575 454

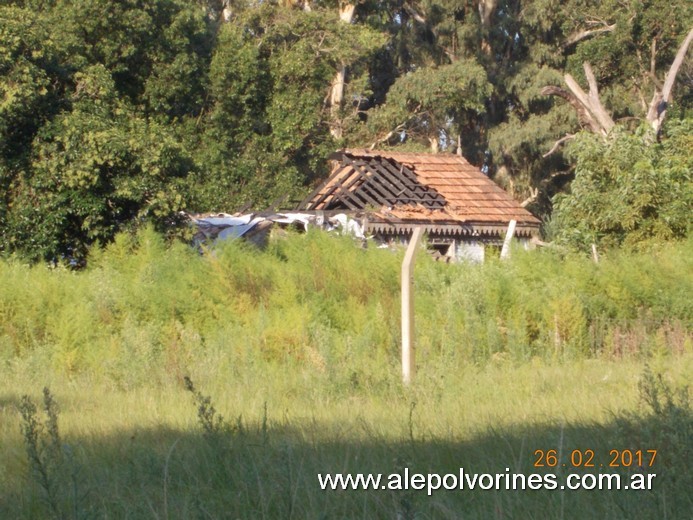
478 0 497 55
339 3 355 22
330 65 347 139
329 3 356 139
222 1 232 22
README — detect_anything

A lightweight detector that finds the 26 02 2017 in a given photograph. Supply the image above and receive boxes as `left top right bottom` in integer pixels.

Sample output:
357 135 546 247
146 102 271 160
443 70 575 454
533 449 657 468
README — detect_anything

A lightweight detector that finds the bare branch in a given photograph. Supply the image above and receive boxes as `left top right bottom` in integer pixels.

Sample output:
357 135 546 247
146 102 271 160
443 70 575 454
563 23 615 48
647 27 693 133
543 133 576 158
548 169 574 180
403 2 426 24
369 123 406 149
582 63 614 132
543 63 614 135
563 74 590 106
659 27 693 105
520 187 538 208
583 63 601 97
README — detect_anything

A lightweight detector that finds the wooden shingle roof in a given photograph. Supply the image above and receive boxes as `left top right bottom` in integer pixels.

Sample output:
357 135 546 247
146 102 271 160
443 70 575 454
300 149 541 237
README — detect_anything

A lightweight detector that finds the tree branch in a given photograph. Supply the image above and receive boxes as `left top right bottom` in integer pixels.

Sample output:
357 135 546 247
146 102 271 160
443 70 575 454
646 27 693 133
520 187 538 207
582 63 614 132
403 2 426 24
543 133 576 158
659 32 692 103
369 123 406 149
543 63 614 135
563 23 615 48
540 85 602 134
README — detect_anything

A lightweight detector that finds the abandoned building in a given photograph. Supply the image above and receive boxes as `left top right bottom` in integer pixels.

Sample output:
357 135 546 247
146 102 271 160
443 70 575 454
297 149 541 262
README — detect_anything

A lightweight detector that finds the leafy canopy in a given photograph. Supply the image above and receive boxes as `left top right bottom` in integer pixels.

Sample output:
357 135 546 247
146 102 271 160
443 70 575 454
551 119 692 250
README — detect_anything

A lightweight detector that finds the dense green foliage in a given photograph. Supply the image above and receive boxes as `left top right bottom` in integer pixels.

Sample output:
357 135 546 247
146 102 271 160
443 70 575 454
552 120 693 249
0 1 691 259
0 1 383 260
1 3 690 515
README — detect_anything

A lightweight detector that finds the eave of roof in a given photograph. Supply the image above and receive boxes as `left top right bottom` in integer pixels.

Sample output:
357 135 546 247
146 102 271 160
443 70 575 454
365 220 537 238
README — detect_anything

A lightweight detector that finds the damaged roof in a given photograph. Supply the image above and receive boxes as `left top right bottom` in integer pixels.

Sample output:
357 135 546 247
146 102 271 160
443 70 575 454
299 149 541 237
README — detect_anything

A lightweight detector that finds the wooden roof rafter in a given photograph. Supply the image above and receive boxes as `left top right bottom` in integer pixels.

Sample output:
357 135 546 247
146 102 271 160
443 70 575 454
352 155 447 208
300 153 448 211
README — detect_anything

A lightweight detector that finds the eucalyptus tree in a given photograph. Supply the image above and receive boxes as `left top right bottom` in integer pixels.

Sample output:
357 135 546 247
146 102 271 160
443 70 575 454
502 0 693 209
194 1 385 210
536 2 693 249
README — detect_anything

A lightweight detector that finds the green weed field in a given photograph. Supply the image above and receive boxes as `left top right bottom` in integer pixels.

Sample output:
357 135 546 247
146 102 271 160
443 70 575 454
0 230 691 519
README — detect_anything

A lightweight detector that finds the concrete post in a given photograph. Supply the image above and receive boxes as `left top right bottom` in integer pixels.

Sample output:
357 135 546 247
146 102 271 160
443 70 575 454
500 219 517 260
401 227 424 384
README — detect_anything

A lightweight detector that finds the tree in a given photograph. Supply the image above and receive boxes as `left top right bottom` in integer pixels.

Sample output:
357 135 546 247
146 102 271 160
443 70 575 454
5 65 194 262
551 119 692 250
49 0 212 113
0 5 69 256
2 0 690 260
476 1 692 212
194 3 384 210
0 7 63 160
0 1 213 261
542 28 693 139
354 58 492 152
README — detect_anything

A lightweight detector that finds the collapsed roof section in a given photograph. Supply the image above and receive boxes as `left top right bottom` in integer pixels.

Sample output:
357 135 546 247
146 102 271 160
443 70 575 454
299 149 541 238
188 212 365 249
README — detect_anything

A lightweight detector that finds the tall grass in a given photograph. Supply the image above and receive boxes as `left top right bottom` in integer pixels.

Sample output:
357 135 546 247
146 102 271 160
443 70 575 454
0 228 690 387
0 229 691 518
